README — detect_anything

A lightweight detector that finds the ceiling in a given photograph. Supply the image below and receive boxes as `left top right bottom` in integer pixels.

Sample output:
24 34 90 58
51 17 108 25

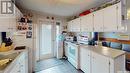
15 0 111 17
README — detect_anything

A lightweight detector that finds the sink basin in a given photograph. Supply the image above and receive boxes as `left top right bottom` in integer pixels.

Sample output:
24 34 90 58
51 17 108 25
0 52 20 70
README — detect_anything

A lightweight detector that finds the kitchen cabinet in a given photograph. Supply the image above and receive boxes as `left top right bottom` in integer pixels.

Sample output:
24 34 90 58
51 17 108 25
64 41 69 57
80 46 125 73
18 52 28 73
116 2 126 32
0 17 16 32
93 9 104 32
0 3 22 32
80 47 91 73
72 18 80 32
5 51 28 73
9 62 20 73
103 3 118 32
9 63 21 73
68 18 80 32
0 17 10 32
67 2 125 32
68 21 73 32
91 51 109 73
80 13 93 32
103 2 125 32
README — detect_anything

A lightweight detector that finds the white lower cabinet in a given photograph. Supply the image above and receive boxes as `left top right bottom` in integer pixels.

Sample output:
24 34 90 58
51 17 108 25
80 47 125 73
91 52 109 73
5 52 28 73
80 47 91 73
19 52 28 73
64 42 69 57
9 62 20 73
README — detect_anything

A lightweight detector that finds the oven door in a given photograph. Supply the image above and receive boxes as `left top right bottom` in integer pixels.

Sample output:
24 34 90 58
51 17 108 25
68 43 80 69
68 44 76 60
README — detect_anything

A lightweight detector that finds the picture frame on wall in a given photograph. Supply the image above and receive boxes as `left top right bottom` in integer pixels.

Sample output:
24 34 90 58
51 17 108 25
26 31 32 38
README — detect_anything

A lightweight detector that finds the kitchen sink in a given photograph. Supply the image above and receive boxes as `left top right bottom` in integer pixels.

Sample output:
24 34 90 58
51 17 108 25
0 52 20 70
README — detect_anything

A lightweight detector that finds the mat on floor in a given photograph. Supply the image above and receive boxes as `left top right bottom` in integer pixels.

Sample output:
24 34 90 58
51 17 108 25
35 58 63 72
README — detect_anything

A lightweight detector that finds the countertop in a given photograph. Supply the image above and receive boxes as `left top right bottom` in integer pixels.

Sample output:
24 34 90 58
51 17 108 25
65 41 125 59
81 45 125 59
0 47 28 73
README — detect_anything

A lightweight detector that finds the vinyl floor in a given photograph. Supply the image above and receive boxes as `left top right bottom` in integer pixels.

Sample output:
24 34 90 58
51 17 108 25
35 58 83 73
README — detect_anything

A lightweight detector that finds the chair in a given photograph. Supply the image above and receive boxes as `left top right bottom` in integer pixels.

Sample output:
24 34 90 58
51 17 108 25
122 44 130 71
122 44 130 52
110 42 122 50
102 41 110 47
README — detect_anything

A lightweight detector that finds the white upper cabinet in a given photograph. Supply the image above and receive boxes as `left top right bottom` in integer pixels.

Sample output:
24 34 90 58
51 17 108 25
9 17 16 31
93 9 104 32
80 13 93 32
0 3 22 32
103 3 118 32
68 18 80 32
0 17 10 32
68 21 73 32
72 18 80 32
116 2 126 32
68 2 124 32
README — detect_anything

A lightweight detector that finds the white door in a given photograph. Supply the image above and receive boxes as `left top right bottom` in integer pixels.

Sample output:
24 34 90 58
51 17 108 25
80 13 93 32
80 47 91 73
103 4 118 32
91 52 110 73
93 9 104 32
39 22 54 60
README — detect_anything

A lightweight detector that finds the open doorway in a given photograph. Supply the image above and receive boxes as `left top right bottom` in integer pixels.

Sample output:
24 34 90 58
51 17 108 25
35 21 63 72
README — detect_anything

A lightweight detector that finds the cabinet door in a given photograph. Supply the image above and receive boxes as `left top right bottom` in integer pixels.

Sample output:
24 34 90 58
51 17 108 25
116 2 126 32
68 21 73 32
9 17 16 31
81 13 93 32
0 17 10 32
64 42 68 57
25 52 28 73
93 9 104 32
91 52 109 73
80 47 91 73
72 18 80 32
9 63 20 73
19 53 26 73
103 4 118 32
